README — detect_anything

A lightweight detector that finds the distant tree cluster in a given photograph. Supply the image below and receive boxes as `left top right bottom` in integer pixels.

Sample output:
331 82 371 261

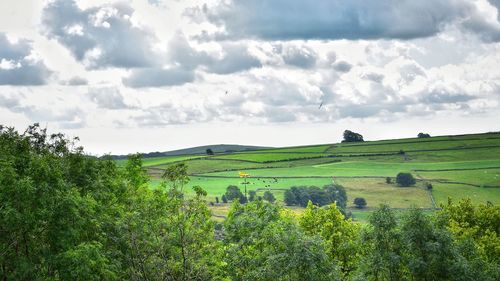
206 148 214 155
284 184 347 211
342 130 364 142
418 132 431 138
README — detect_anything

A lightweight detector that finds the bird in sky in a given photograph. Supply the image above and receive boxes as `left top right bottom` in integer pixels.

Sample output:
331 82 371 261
225 91 228 95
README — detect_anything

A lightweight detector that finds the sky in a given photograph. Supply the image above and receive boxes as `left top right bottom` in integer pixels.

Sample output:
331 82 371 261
0 0 499 155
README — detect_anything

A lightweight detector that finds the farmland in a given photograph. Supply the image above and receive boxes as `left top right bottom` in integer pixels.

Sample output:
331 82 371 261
141 132 500 221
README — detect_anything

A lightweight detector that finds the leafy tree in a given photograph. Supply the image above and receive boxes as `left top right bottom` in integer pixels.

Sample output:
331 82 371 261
342 130 364 142
238 194 248 204
162 162 189 191
224 185 243 201
263 190 276 203
221 194 228 203
215 196 219 204
284 189 297 205
248 190 257 202
396 172 416 187
300 202 360 278
358 205 404 281
386 177 392 184
439 199 500 263
400 208 459 281
224 201 338 280
354 197 367 209
418 132 431 138
206 148 214 155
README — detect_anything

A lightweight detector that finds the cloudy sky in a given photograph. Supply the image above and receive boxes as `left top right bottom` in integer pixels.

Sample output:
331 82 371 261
1 0 499 155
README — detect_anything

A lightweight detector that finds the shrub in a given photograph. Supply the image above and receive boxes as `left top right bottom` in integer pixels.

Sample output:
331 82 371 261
396 173 416 187
386 177 392 184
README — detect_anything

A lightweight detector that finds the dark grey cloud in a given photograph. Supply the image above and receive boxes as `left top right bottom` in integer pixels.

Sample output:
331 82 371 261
42 0 160 69
123 67 195 88
281 45 317 68
87 87 130 109
199 0 500 42
488 0 500 20
333 61 352 73
0 33 51 85
202 0 475 41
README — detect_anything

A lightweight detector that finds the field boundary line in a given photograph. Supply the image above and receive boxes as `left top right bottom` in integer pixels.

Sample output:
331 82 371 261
330 135 500 148
414 166 500 172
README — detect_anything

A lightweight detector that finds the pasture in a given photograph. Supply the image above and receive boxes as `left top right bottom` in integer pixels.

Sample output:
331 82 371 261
138 132 500 221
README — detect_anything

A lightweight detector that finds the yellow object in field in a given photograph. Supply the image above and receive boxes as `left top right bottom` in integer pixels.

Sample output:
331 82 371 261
239 171 249 178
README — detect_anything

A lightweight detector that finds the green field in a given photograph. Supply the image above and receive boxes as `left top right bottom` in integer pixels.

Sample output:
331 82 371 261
138 133 500 221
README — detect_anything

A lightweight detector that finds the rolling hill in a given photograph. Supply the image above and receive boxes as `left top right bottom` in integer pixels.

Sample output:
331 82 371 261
120 132 500 222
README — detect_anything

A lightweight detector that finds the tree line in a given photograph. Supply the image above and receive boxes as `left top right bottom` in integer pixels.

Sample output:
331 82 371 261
1 125 498 280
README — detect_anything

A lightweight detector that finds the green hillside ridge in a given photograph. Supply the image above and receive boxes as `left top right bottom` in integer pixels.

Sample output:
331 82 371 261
139 132 500 221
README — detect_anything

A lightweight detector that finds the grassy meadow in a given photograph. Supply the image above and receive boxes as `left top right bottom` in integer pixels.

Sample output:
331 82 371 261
138 133 500 222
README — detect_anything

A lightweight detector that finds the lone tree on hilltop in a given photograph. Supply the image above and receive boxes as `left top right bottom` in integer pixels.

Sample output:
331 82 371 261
206 148 214 155
354 197 367 209
418 133 431 138
396 172 416 187
342 130 364 142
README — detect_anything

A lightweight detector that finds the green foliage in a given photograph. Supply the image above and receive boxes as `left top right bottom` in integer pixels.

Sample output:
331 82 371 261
224 201 338 280
418 132 431 138
162 162 189 190
300 202 360 278
342 130 364 142
440 199 500 263
358 205 405 281
225 185 244 201
284 185 347 212
396 172 416 187
0 125 224 280
353 197 367 208
248 190 256 202
2 125 499 280
263 190 276 203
